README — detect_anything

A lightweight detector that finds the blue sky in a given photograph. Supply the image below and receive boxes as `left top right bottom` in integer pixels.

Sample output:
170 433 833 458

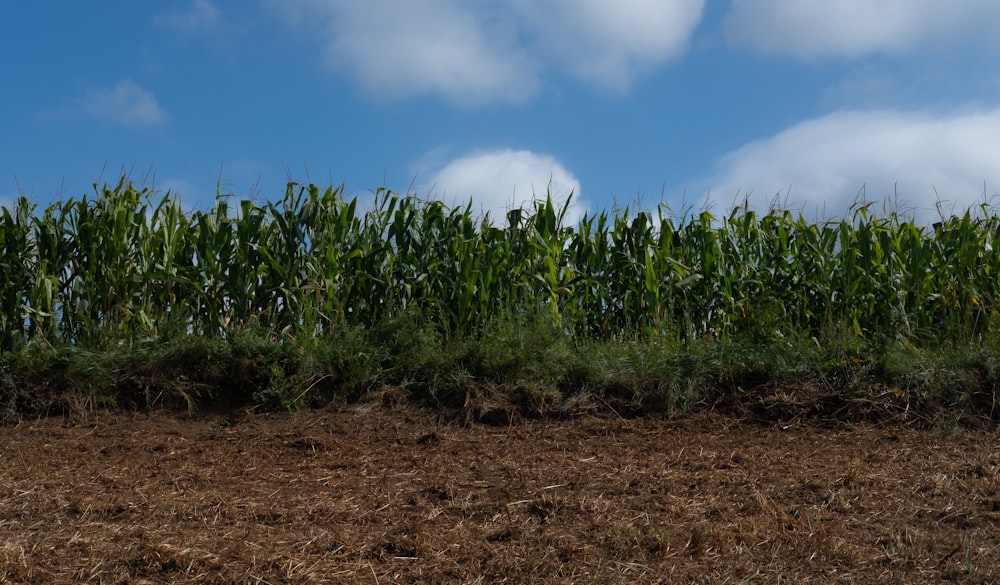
3 1 1000 224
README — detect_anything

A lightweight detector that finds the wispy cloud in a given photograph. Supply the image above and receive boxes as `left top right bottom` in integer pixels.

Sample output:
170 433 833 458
700 108 1000 222
64 80 170 128
266 0 703 105
723 0 1000 59
819 68 903 109
152 177 200 202
423 148 585 225
153 0 225 37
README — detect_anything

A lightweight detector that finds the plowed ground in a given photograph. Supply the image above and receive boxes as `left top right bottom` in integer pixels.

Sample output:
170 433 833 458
2 405 999 584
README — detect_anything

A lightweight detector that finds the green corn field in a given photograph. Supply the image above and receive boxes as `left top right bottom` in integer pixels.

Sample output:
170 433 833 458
2 177 999 420
2 177 997 349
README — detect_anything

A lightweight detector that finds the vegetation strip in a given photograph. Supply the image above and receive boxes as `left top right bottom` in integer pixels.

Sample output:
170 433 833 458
2 177 999 425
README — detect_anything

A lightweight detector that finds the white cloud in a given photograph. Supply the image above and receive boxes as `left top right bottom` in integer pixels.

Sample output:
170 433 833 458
425 149 584 226
267 0 703 105
154 0 224 36
723 0 1000 58
321 1 535 106
701 108 1000 222
512 0 704 89
77 81 170 128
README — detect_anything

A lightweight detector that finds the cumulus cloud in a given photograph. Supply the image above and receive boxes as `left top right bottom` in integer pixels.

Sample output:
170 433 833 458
699 108 1000 222
76 81 170 128
425 149 584 226
723 0 1000 58
154 0 224 36
267 0 703 104
317 1 535 106
512 0 704 89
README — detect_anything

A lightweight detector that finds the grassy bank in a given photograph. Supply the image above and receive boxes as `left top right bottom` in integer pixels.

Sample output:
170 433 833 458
2 316 1000 427
2 178 1000 426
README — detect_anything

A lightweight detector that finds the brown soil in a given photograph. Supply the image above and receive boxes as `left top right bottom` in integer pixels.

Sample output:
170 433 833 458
2 405 999 584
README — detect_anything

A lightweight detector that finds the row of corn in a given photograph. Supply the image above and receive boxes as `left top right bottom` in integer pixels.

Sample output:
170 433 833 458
1 178 997 351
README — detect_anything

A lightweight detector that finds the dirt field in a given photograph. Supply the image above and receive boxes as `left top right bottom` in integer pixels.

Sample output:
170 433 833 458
1 403 999 584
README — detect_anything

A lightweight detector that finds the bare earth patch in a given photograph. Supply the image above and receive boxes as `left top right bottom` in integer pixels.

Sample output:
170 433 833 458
1 406 999 584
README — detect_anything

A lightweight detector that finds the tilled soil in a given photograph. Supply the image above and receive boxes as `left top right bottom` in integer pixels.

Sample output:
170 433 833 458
1 405 999 584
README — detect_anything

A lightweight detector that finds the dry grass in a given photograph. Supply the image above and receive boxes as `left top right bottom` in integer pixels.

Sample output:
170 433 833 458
1 405 999 583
